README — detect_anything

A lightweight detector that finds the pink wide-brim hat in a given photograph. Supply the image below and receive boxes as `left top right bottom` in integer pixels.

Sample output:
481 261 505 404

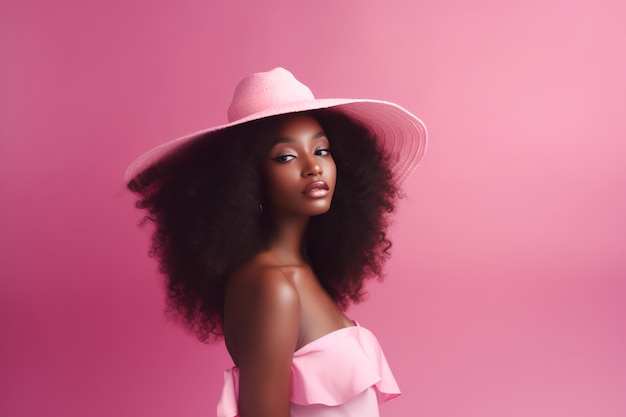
124 67 428 186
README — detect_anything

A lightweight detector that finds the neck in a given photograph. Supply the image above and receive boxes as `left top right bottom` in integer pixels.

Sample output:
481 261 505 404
266 211 310 265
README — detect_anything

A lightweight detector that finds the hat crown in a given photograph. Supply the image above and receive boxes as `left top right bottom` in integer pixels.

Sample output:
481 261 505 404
227 67 315 122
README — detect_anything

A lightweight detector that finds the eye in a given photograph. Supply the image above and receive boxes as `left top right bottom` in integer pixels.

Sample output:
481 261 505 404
272 154 295 163
315 148 331 156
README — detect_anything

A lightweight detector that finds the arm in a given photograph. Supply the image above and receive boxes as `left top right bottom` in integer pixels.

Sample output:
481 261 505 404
224 268 300 417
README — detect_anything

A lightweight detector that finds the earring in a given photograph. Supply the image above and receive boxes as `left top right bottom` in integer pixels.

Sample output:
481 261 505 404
259 203 264 214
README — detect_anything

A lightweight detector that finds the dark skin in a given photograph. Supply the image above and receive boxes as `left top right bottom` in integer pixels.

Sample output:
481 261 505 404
223 115 355 417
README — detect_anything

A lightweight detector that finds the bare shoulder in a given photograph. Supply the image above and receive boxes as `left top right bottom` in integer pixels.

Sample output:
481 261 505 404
226 261 300 309
223 258 301 365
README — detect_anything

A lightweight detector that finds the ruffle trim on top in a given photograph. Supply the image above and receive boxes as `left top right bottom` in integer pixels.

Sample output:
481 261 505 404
216 323 400 417
217 367 239 417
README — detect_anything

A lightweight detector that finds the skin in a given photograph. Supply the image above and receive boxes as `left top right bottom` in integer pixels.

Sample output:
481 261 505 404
223 114 355 417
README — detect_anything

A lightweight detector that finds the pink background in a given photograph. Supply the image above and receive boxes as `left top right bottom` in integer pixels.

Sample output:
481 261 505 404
1 0 625 416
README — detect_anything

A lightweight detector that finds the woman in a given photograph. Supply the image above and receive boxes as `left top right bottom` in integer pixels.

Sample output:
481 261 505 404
125 67 427 417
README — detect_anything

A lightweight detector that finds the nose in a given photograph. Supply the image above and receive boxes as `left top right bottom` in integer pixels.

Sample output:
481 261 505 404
302 155 323 177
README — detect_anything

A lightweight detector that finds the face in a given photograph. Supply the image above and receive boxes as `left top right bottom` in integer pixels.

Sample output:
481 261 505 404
262 114 337 218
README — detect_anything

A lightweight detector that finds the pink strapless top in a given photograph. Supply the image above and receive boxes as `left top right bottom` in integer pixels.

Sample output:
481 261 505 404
217 322 400 417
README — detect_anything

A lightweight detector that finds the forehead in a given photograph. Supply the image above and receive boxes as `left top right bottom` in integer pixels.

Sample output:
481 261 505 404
270 113 325 138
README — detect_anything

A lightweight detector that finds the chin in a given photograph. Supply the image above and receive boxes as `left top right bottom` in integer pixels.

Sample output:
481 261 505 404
307 202 332 216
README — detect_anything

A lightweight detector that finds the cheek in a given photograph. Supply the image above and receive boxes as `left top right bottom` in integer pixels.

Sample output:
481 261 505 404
264 167 296 198
326 159 337 186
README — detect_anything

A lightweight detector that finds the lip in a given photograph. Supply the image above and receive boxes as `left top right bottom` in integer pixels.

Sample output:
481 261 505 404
302 180 330 198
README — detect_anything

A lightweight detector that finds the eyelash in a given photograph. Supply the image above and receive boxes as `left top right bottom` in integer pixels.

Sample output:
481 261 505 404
272 155 295 163
272 148 331 163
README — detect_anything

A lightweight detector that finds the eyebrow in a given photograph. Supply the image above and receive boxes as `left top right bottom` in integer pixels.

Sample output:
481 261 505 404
272 131 327 144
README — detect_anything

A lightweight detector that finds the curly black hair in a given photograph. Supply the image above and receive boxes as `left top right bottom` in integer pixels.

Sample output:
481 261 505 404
128 109 399 342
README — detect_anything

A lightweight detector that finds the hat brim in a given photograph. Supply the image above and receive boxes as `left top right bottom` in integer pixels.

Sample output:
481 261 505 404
123 99 427 186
